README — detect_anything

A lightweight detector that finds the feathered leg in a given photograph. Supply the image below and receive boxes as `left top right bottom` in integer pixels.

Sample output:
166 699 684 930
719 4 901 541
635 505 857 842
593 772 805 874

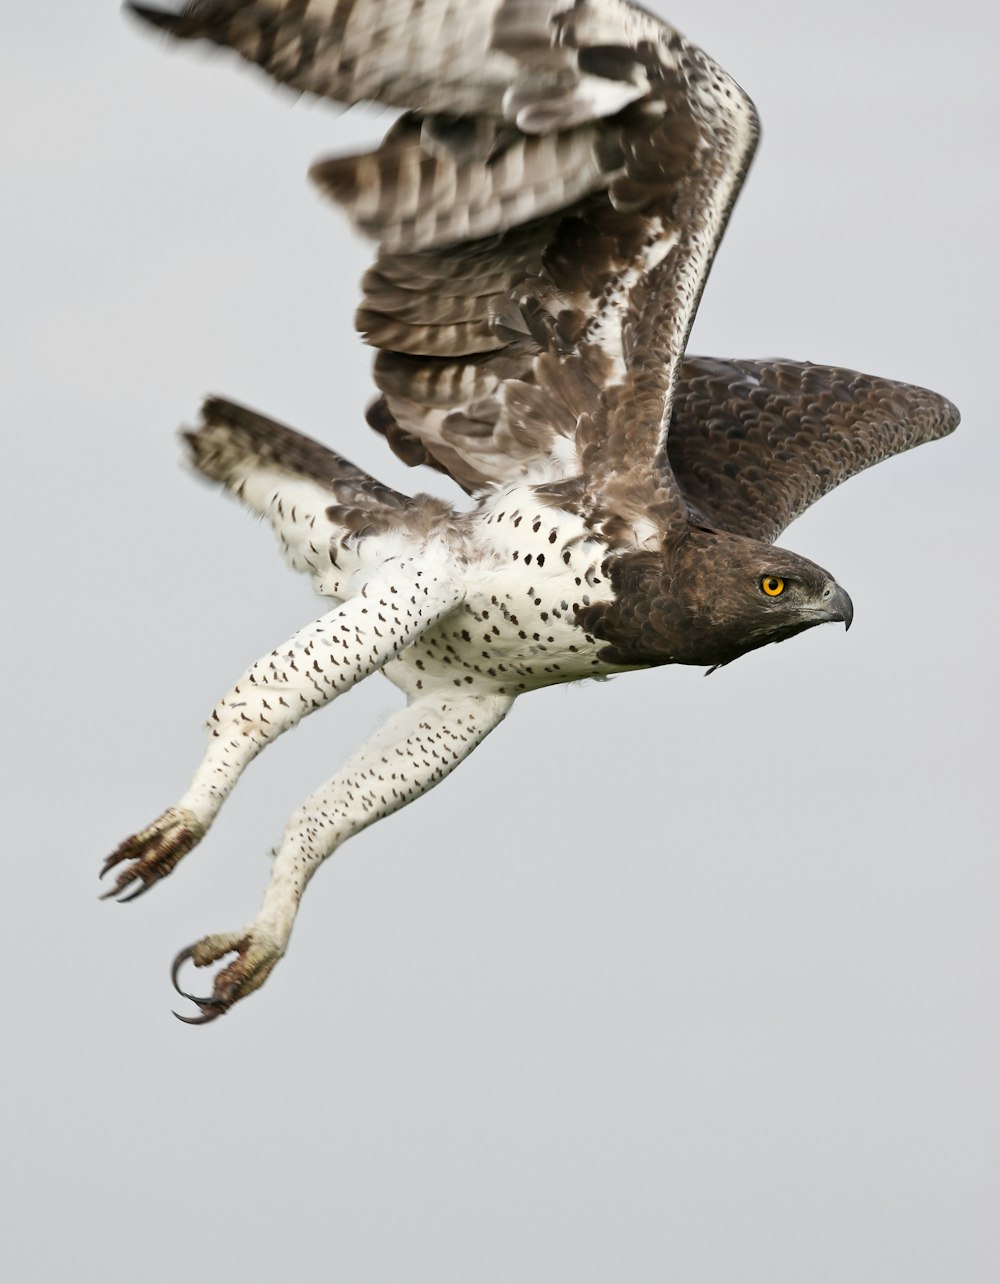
171 687 514 1021
101 564 465 900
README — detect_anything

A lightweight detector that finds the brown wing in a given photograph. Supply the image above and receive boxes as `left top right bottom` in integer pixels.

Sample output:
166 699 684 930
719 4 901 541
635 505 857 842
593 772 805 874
129 0 759 546
665 358 960 544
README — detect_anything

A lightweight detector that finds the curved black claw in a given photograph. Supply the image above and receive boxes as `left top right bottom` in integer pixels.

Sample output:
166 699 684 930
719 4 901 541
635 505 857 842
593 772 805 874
100 808 204 903
171 945 231 1024
173 1005 227 1026
169 930 282 1025
108 879 157 905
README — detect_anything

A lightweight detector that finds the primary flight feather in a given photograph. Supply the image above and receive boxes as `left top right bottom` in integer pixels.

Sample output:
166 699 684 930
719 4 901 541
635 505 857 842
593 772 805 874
104 0 958 1021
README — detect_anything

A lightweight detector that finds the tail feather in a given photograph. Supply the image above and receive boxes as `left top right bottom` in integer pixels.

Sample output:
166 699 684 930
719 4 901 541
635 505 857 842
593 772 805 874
186 396 409 510
184 397 449 595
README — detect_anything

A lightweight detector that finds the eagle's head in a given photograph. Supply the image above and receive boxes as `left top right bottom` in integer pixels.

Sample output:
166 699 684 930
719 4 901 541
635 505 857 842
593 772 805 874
582 528 854 669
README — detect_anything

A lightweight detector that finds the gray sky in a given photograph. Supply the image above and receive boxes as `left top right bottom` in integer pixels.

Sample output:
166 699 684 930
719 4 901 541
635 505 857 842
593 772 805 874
3 3 997 1281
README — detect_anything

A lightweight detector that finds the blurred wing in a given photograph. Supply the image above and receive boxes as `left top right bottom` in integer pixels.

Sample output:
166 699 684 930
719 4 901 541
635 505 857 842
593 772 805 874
129 0 758 545
666 358 960 543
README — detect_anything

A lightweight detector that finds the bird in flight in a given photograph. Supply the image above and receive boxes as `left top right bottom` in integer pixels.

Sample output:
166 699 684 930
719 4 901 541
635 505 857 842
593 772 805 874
103 0 958 1022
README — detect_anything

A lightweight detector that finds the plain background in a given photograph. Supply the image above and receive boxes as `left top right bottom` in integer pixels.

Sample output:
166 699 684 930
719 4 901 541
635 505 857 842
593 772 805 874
3 2 996 1280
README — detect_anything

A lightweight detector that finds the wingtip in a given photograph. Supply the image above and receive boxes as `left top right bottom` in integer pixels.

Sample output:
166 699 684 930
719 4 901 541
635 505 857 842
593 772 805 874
921 388 961 442
940 396 962 437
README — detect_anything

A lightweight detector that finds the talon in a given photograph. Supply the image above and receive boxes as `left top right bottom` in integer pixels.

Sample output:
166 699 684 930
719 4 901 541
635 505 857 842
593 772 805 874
169 930 283 1024
114 880 157 905
100 807 204 902
171 943 233 1022
173 1006 227 1025
170 945 200 1002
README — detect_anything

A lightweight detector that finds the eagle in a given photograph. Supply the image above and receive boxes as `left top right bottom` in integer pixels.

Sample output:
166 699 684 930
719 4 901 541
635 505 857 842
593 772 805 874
103 0 958 1022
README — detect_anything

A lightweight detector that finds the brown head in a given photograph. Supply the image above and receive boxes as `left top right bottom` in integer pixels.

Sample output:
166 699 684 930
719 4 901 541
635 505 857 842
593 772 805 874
578 527 854 669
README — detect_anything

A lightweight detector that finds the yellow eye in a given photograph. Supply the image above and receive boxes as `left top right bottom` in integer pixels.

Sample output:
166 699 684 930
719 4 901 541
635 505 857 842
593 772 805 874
762 576 785 597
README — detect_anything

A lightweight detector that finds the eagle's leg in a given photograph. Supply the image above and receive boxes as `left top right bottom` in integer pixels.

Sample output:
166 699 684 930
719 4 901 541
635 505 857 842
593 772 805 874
170 687 514 1021
100 565 465 901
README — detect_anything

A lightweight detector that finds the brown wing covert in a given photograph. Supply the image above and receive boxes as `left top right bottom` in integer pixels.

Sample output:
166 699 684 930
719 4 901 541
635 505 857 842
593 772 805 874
666 358 960 543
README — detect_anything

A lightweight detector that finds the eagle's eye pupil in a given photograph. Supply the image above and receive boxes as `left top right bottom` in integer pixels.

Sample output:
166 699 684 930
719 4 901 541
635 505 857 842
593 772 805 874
762 576 785 597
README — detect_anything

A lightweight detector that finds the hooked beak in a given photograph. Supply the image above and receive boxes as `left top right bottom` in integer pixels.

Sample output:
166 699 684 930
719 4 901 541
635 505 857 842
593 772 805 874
822 581 854 631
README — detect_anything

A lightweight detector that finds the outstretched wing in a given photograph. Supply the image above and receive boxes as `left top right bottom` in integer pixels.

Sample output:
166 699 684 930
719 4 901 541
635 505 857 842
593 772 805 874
128 0 759 545
665 358 960 543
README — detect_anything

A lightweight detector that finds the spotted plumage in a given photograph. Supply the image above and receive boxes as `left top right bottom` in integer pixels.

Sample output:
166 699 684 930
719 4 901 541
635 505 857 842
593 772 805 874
104 0 958 1020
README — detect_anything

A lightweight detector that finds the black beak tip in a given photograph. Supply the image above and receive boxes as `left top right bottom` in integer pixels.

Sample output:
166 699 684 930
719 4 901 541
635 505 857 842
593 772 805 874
836 585 854 631
822 581 854 632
